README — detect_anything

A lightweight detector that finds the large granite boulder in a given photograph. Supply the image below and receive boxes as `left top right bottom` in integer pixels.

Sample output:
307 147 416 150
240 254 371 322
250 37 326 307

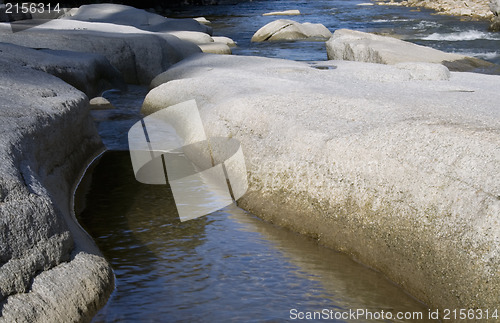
0 56 113 322
0 42 124 98
67 3 212 35
326 29 500 73
143 53 500 316
0 18 201 84
251 19 332 42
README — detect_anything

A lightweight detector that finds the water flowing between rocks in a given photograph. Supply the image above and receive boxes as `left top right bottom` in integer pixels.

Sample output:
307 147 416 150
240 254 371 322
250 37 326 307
77 0 499 321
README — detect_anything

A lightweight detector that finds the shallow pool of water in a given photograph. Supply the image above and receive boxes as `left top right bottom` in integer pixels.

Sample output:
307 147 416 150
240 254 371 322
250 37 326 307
78 152 436 322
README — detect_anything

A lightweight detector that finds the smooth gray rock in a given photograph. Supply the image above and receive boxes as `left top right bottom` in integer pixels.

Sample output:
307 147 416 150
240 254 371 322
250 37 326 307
144 53 500 314
0 42 124 98
326 29 500 73
0 58 113 322
0 21 201 84
67 3 212 35
251 19 332 42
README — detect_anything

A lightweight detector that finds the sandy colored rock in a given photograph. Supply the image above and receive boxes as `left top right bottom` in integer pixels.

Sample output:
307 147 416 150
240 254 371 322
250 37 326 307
263 9 301 16
489 0 500 30
198 43 232 55
378 0 494 18
326 29 500 73
144 53 500 317
194 17 211 25
90 96 115 110
251 19 332 42
212 36 237 47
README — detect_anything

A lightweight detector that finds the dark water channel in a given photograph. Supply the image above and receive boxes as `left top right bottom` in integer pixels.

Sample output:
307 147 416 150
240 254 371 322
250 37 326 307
78 0 500 321
79 151 434 322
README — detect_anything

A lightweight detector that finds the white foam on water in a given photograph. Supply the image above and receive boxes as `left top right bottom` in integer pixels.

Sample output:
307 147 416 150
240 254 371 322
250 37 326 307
452 51 500 60
412 20 442 29
423 30 500 41
372 18 413 23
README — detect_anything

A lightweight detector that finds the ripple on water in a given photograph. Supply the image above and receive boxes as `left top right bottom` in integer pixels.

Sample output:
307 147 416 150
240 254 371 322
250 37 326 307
78 152 436 322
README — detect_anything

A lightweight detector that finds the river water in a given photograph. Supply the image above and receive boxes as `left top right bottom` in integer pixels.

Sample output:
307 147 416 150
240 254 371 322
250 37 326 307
176 0 500 64
79 0 499 321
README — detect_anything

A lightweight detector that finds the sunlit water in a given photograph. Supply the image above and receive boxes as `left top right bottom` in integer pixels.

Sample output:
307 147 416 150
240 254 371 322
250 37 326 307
174 0 500 64
79 152 435 322
79 0 500 321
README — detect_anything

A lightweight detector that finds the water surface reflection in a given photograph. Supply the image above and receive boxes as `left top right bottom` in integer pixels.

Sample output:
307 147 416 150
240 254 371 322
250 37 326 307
78 152 435 322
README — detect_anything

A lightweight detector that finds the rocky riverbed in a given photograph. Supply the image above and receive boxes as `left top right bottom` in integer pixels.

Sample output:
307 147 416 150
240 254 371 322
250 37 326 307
377 0 492 18
0 4 218 321
377 0 500 31
1 2 500 322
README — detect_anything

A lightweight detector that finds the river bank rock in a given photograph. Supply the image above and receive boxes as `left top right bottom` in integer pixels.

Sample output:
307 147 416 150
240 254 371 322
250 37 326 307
143 53 500 318
326 29 500 73
0 42 124 98
67 3 212 35
251 19 332 42
0 16 202 84
490 0 500 30
0 55 113 322
378 0 493 19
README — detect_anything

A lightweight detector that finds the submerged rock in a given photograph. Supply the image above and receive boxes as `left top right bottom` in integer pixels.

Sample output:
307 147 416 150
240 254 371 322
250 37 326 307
251 19 332 42
143 53 500 314
326 29 500 73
